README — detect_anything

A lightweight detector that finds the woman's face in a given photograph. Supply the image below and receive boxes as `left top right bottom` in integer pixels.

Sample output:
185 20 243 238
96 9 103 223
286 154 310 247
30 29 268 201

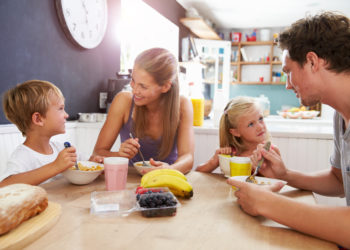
130 65 166 106
230 107 267 145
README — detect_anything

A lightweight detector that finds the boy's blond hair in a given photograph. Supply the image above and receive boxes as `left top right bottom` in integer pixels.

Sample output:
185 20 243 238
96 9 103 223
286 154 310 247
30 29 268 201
2 80 64 136
219 96 269 155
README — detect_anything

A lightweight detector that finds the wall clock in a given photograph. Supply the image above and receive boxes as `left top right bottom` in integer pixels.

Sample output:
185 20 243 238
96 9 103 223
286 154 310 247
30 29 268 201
55 0 108 49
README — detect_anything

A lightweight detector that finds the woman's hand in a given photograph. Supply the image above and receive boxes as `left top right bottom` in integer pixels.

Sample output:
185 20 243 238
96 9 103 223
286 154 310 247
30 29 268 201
89 155 104 163
118 137 140 159
140 158 170 174
250 144 288 179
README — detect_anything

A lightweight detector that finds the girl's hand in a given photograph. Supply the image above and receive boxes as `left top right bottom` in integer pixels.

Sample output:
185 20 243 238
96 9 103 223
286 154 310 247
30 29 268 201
55 147 77 172
118 137 140 159
250 144 287 179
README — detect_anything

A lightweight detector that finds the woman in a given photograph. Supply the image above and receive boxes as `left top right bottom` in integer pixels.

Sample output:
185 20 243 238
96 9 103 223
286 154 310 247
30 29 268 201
93 48 194 174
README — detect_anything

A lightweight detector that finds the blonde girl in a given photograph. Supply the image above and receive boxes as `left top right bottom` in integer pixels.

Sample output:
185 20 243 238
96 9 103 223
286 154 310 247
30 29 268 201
196 96 269 173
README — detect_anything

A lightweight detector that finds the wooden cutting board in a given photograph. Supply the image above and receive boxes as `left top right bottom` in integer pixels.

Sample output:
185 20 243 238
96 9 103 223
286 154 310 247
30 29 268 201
0 201 61 250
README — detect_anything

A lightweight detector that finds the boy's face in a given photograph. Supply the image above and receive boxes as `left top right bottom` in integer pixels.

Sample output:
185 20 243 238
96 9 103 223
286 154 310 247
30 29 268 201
42 94 68 135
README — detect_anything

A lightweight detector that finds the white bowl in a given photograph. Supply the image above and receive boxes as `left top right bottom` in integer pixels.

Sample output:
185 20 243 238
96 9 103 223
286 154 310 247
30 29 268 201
218 154 231 177
133 161 157 176
62 161 104 185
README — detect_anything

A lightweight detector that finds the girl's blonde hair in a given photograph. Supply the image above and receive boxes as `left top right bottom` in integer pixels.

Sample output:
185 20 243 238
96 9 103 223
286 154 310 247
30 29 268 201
133 48 180 160
3 80 64 136
219 96 266 155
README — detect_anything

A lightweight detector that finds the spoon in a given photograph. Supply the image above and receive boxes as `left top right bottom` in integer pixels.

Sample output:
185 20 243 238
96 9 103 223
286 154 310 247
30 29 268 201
246 141 271 183
129 133 149 167
63 142 80 170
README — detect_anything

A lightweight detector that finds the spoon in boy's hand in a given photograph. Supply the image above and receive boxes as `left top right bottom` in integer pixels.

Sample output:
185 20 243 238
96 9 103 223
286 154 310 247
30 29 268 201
64 141 79 170
129 133 149 167
246 141 271 183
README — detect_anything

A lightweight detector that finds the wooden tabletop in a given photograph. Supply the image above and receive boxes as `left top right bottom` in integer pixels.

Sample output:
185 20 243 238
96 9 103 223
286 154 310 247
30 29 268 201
24 168 337 250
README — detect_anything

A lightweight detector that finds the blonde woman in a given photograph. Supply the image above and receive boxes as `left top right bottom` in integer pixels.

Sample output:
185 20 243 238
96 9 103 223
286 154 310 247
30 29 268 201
93 48 194 174
196 96 269 173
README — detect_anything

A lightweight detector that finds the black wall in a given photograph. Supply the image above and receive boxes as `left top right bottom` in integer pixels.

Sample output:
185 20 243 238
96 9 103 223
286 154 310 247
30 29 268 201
0 0 188 124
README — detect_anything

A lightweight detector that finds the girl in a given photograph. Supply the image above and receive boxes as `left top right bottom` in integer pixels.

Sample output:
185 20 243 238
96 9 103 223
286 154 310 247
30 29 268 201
93 48 194 174
196 96 269 173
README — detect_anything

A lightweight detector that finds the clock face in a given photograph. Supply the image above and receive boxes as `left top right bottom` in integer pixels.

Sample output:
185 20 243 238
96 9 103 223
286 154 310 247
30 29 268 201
55 0 108 49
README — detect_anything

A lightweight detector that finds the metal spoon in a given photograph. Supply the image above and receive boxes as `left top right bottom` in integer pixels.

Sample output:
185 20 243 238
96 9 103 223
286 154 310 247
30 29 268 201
63 141 80 170
129 133 149 167
246 141 271 183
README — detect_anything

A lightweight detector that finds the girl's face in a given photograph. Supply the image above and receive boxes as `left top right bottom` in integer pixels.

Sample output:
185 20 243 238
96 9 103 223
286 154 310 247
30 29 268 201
130 65 170 107
42 94 68 135
230 107 266 145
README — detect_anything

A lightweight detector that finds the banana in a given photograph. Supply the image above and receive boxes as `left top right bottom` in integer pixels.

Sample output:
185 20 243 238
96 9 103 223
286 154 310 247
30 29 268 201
141 168 187 186
141 174 193 199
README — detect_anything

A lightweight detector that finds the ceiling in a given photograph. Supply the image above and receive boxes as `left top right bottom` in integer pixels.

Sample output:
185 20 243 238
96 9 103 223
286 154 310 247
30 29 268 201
176 0 350 29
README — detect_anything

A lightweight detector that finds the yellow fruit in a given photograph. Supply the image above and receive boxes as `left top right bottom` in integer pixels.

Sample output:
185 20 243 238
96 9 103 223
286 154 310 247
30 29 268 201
141 168 187 186
141 174 193 199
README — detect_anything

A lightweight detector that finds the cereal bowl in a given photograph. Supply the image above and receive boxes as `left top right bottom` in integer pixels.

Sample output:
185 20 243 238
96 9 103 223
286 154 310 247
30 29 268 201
218 154 231 177
62 161 104 185
133 161 158 175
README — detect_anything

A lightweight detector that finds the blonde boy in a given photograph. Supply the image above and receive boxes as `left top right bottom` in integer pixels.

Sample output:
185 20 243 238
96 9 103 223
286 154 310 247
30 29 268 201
0 80 77 186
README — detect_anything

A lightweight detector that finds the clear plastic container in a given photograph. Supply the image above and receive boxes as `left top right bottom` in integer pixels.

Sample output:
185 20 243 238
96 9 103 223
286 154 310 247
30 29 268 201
90 187 180 217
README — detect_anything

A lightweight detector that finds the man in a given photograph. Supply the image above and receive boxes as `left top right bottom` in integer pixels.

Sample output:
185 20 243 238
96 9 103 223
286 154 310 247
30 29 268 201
227 11 350 248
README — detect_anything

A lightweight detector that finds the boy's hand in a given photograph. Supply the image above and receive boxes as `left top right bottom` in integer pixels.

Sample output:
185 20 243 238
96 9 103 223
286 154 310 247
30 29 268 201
55 146 77 172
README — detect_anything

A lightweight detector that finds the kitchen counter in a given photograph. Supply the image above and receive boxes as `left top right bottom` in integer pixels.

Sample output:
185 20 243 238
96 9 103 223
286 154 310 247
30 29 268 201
195 115 333 139
23 168 336 250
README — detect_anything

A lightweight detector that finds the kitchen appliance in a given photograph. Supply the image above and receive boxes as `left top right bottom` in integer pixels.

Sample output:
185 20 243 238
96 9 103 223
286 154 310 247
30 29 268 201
107 72 131 111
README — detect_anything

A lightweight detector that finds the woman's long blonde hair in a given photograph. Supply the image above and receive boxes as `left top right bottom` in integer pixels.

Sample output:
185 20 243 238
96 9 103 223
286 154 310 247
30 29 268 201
219 96 267 155
133 48 180 160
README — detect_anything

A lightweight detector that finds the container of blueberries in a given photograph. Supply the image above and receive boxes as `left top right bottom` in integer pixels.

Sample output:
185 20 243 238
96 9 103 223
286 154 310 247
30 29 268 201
135 187 180 217
90 187 180 217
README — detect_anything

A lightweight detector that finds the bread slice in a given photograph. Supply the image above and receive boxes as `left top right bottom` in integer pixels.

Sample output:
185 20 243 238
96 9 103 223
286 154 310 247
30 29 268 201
0 184 48 235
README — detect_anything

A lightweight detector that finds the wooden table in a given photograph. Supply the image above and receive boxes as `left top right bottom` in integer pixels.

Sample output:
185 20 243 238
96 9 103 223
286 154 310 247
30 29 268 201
25 168 337 250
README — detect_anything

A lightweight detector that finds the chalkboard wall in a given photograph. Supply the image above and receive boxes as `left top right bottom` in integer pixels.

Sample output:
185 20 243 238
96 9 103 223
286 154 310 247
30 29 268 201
0 0 187 125
0 0 122 124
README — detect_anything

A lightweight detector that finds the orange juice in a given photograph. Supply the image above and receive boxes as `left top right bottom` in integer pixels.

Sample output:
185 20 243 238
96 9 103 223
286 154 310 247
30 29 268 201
191 98 204 126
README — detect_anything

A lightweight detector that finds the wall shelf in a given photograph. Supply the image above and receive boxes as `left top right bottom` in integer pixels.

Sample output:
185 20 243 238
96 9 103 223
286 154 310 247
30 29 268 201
180 17 221 40
231 41 285 85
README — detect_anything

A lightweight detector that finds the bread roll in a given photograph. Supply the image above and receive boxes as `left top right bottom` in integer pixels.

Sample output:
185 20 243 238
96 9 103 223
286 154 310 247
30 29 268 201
0 184 48 235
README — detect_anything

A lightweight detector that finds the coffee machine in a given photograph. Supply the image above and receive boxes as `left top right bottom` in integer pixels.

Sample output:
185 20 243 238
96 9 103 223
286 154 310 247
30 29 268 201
107 72 131 111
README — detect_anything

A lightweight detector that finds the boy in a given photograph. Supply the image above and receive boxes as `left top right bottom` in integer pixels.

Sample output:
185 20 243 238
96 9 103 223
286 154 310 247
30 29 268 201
0 80 77 186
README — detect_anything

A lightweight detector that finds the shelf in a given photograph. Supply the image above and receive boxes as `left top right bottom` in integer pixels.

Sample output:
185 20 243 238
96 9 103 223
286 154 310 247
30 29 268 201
230 40 283 85
180 17 221 40
231 81 286 85
240 62 270 65
232 41 275 46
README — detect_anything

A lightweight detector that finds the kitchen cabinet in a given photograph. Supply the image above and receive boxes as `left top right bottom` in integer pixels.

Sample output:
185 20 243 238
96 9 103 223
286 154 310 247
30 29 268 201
231 41 285 85
180 17 221 40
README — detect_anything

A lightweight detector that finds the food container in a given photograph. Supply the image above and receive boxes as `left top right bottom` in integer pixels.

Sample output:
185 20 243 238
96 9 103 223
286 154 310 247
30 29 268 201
133 161 158 176
90 187 180 217
62 161 104 185
218 154 231 177
78 113 97 122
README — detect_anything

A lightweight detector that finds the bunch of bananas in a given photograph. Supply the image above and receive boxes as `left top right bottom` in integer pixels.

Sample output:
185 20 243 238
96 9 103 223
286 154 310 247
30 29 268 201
140 169 193 199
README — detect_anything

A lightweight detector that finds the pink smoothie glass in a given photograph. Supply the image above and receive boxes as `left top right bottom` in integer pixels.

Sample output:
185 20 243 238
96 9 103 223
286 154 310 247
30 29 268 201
104 157 129 191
